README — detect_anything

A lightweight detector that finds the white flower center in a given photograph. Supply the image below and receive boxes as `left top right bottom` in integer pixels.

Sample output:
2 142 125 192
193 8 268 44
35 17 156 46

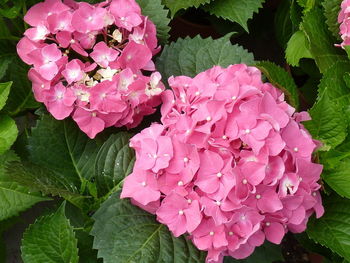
69 70 79 79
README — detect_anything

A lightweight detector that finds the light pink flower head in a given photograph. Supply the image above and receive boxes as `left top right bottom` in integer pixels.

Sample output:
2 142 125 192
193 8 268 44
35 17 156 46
121 64 324 263
17 0 164 138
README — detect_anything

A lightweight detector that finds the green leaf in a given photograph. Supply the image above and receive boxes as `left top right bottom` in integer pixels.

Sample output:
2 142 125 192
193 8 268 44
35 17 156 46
0 18 12 40
65 203 102 263
307 195 350 262
296 232 344 263
297 0 316 13
323 0 342 40
203 0 265 31
0 149 18 175
0 54 14 80
29 114 100 191
317 61 350 106
0 0 24 19
2 57 39 115
256 61 300 109
224 242 283 262
0 115 18 155
0 81 11 111
21 202 79 263
345 45 350 61
290 0 303 28
0 180 48 221
91 191 206 263
301 8 346 73
274 0 298 49
322 160 350 199
156 34 254 81
5 161 86 208
94 132 135 197
163 0 212 16
320 120 350 198
322 132 350 168
304 90 347 150
0 152 49 221
76 230 102 263
286 30 313 66
135 0 170 44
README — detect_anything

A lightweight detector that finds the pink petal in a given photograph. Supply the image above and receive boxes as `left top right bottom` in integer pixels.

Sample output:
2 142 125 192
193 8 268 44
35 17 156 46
257 189 283 213
39 62 58 80
264 222 285 244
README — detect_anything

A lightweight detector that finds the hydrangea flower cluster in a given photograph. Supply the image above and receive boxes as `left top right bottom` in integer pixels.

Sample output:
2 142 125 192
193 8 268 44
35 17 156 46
17 0 164 138
121 64 324 262
338 0 350 47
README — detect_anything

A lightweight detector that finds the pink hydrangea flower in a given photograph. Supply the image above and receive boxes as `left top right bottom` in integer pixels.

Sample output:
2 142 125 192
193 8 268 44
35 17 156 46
338 0 350 47
28 43 62 80
121 169 160 206
61 59 84 84
109 0 142 31
17 0 164 138
71 2 106 33
156 192 202 237
90 41 119 68
121 64 324 263
44 82 76 120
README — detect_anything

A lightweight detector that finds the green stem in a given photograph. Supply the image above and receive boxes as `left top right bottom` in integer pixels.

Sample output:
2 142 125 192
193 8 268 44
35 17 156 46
73 227 84 231
101 178 125 201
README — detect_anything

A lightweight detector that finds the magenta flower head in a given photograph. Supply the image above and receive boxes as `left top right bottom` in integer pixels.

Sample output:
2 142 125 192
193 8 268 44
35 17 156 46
17 0 164 138
121 64 324 262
